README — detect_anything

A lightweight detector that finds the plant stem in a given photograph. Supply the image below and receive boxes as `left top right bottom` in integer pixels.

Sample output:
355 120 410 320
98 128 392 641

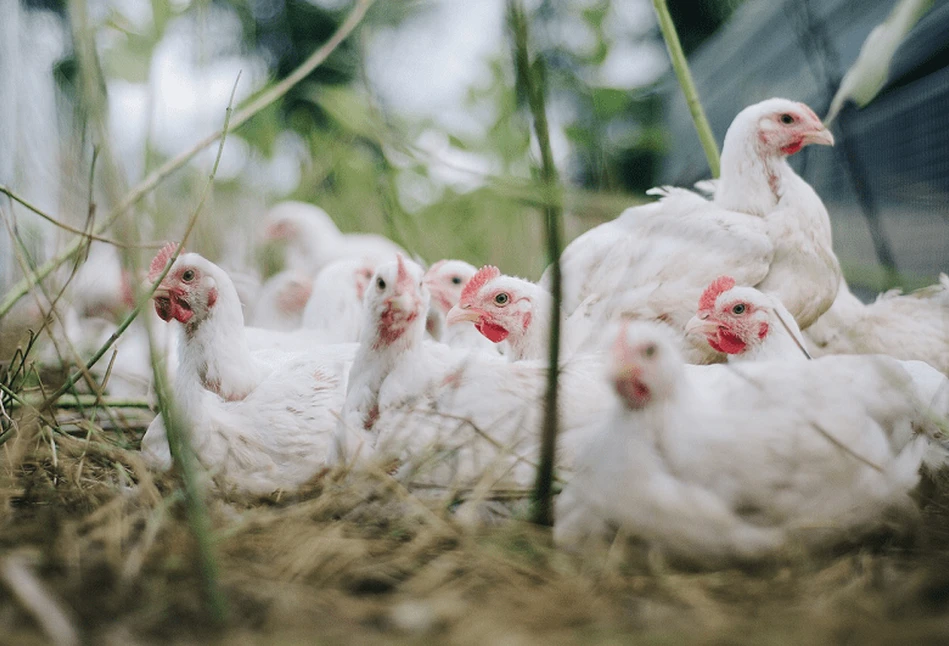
508 0 563 527
9 395 153 410
651 0 720 178
0 0 375 321
142 74 243 628
151 357 228 624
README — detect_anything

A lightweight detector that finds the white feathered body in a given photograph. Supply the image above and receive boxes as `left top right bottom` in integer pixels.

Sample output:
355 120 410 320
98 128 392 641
548 189 775 363
806 275 949 375
556 344 934 564
363 344 610 489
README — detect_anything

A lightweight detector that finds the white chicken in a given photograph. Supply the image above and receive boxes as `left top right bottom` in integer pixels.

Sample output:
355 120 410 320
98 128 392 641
542 98 840 364
335 256 610 489
684 278 949 459
554 321 932 565
423 259 499 354
805 275 949 375
446 265 597 361
261 201 406 275
248 269 313 331
140 244 357 495
684 275 810 361
68 242 135 320
301 257 375 343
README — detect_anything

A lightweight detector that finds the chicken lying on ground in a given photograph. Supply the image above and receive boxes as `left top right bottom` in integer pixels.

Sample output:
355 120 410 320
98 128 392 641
542 98 840 364
554 321 938 566
301 257 375 343
249 270 313 331
446 265 597 361
805 275 949 375
422 259 498 354
684 275 810 361
334 256 609 490
684 277 949 463
140 243 357 495
262 201 405 276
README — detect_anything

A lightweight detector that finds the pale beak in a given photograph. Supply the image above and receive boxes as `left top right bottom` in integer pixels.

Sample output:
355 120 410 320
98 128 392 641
804 126 834 147
684 313 721 336
446 305 480 326
150 284 170 300
388 292 414 313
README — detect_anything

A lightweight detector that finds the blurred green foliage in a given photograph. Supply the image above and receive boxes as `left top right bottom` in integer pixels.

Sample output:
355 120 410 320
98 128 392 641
28 0 739 281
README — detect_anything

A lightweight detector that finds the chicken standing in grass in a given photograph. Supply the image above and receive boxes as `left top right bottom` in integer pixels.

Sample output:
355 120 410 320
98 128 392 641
805 275 949 375
262 201 405 275
555 321 929 565
542 98 840 364
140 243 356 495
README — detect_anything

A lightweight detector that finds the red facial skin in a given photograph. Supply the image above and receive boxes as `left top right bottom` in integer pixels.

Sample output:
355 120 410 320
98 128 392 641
153 266 216 326
373 256 422 349
758 103 830 157
700 299 769 356
611 330 657 410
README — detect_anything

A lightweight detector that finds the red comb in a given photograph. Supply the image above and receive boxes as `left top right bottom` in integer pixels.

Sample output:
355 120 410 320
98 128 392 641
460 265 500 305
698 276 736 312
148 242 179 282
395 253 409 284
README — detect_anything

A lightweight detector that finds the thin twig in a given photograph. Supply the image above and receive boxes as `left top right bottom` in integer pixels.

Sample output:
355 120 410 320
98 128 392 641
0 0 375 320
651 0 720 178
0 185 163 248
508 0 563 527
9 395 152 410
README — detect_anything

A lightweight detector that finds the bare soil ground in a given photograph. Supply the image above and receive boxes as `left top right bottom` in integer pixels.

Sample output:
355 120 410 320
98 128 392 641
3 421 949 646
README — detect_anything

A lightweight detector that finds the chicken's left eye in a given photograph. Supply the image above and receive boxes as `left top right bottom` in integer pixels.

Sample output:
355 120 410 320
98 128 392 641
643 343 657 358
732 303 746 315
451 276 462 285
182 270 195 282
494 293 509 305
377 277 386 290
780 113 794 124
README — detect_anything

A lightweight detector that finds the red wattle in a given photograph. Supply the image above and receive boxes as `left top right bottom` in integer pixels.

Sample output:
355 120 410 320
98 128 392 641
477 321 509 343
715 330 747 355
172 302 194 324
780 139 803 155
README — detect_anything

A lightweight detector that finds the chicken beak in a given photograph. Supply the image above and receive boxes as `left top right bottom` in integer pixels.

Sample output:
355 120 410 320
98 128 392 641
446 305 480 327
151 284 170 300
388 292 414 313
684 313 720 336
804 126 834 147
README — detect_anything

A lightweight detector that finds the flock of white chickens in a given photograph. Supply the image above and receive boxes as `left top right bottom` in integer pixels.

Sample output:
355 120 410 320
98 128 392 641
46 97 949 567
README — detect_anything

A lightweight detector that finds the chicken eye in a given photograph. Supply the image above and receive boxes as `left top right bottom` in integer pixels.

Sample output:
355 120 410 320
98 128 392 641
451 276 463 285
494 293 509 306
376 277 386 290
732 303 746 315
780 113 794 125
182 269 196 282
643 343 657 358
